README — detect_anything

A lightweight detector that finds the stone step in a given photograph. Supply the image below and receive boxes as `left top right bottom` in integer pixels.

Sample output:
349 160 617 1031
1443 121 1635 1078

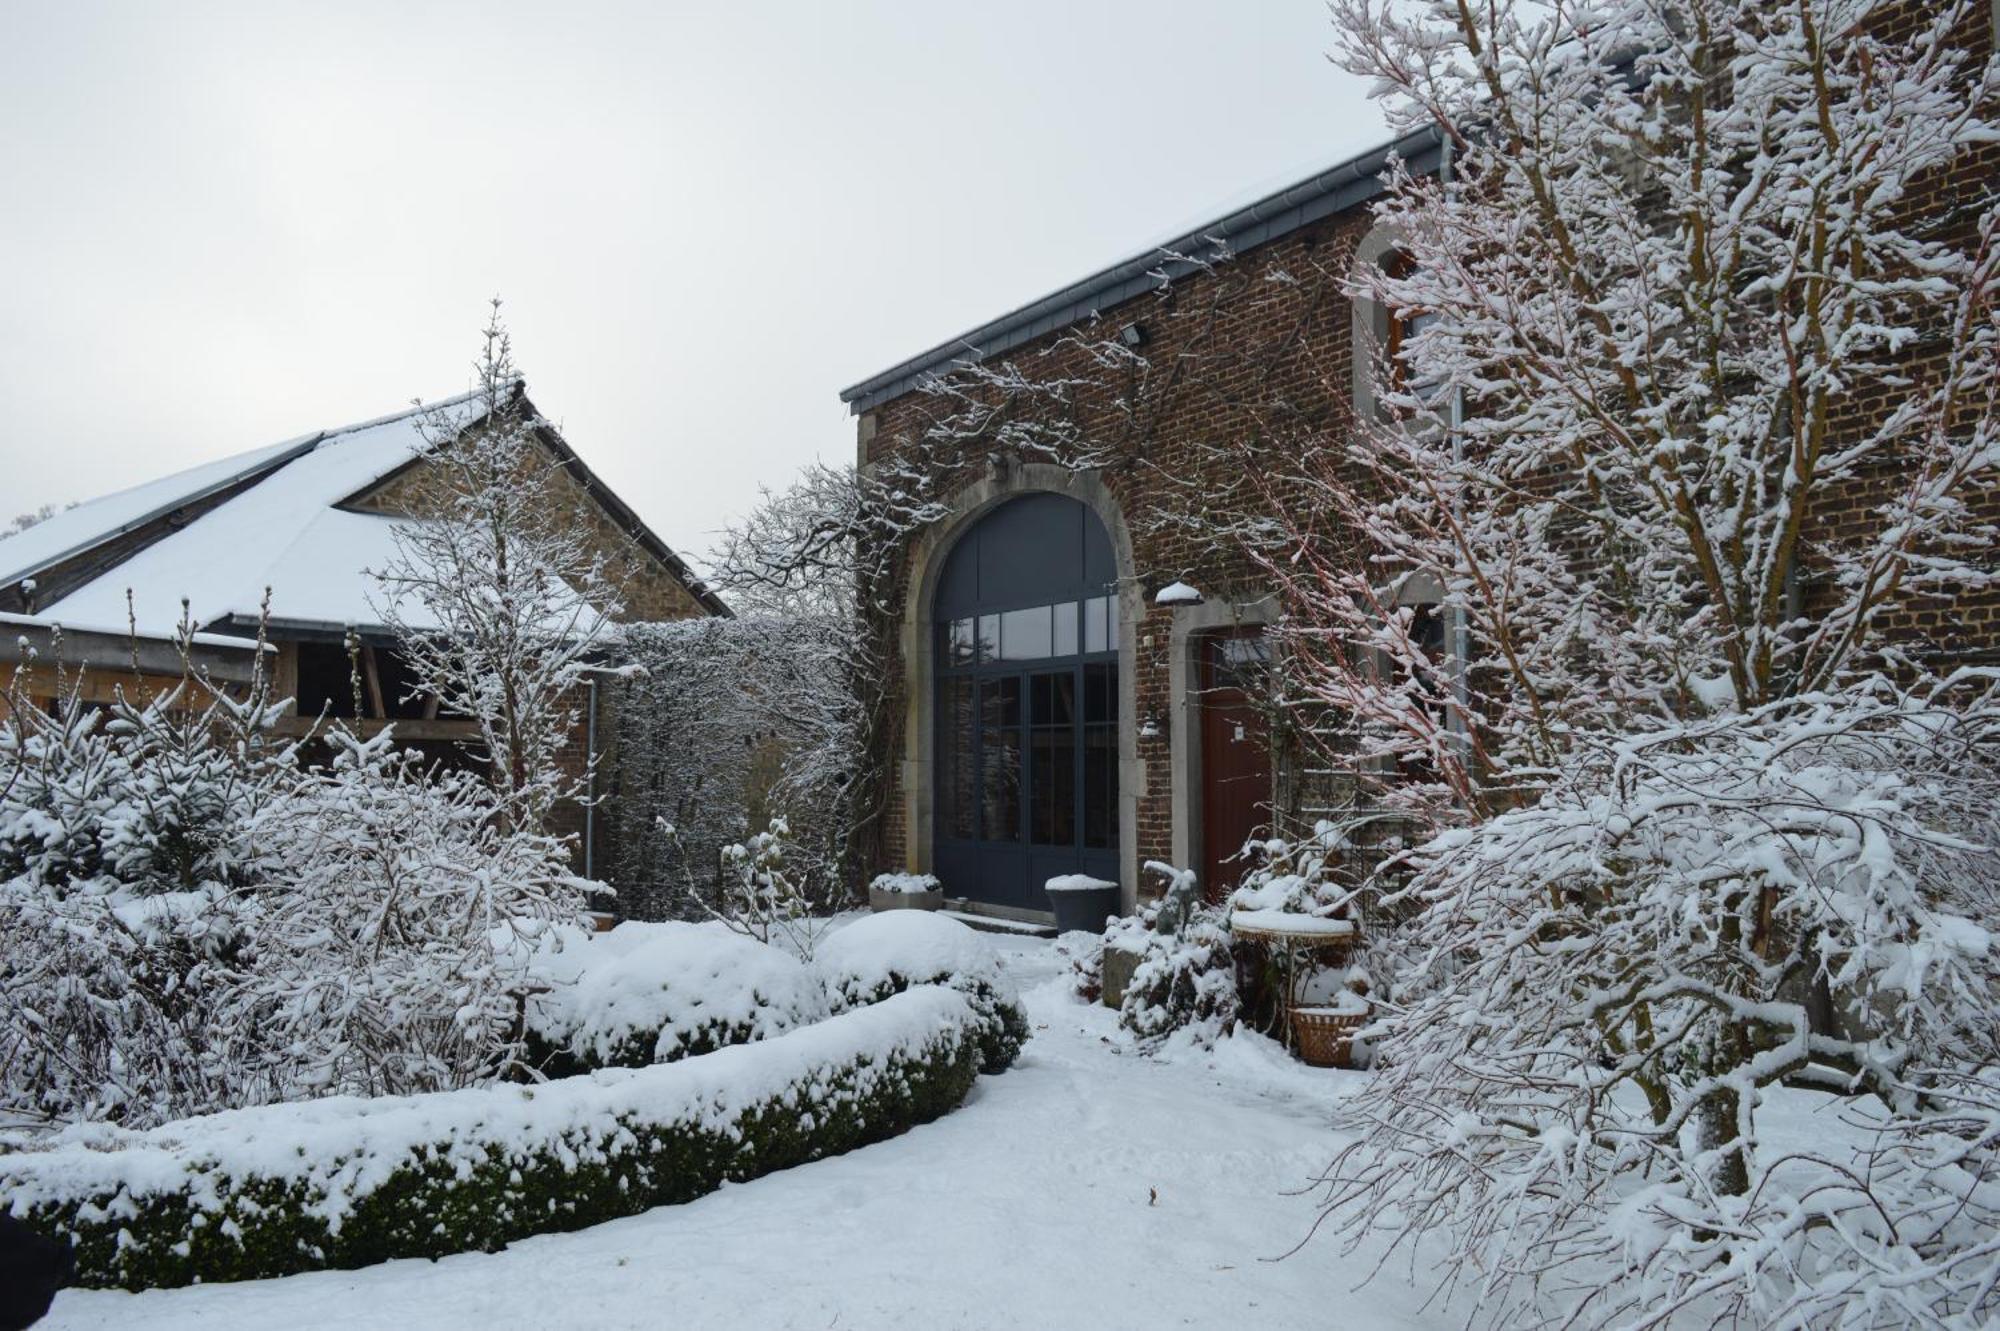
938 907 1058 939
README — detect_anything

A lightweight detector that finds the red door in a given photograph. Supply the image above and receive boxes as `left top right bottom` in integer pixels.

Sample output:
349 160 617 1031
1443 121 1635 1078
1199 633 1274 901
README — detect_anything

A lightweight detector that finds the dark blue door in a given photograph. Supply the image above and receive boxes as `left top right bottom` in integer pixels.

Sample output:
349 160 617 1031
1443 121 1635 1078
933 495 1119 912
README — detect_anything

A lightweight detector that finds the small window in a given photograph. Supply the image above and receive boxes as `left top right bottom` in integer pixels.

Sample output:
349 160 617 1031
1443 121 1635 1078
1382 251 1442 404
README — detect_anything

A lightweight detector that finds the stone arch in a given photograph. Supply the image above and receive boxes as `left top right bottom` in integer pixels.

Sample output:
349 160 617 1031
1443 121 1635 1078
1349 222 1409 424
897 463 1142 914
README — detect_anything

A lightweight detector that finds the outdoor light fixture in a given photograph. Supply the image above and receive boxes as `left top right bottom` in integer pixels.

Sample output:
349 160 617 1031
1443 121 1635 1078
1119 322 1146 348
1139 713 1163 741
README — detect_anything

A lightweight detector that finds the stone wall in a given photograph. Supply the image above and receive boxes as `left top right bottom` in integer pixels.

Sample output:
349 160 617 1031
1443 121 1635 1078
348 435 709 625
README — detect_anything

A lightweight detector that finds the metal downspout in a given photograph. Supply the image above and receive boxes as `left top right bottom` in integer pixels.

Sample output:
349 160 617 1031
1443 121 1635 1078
584 675 599 881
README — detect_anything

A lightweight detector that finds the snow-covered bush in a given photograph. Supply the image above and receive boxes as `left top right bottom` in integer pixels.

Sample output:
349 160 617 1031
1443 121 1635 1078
0 879 259 1126
710 817 827 958
1112 864 1240 1049
1 987 986 1292
1329 685 2000 1327
1053 929 1105 1003
240 729 588 1099
816 912 1028 1073
1 639 593 1126
0 651 293 1126
1117 906 1238 1050
521 921 828 1075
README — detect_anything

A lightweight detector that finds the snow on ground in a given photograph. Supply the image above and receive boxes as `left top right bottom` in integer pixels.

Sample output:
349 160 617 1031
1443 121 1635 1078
41 931 1451 1331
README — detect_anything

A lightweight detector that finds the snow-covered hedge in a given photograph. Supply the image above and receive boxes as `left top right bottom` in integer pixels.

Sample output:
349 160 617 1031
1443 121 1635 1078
816 912 1028 1074
521 922 829 1075
0 987 983 1292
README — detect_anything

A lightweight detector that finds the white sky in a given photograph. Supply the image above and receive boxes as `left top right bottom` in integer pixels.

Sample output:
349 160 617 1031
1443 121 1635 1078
1 2 1385 571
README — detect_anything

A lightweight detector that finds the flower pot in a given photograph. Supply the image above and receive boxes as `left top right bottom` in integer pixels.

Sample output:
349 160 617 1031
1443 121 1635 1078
1045 876 1121 935
868 887 944 912
1291 1005 1368 1068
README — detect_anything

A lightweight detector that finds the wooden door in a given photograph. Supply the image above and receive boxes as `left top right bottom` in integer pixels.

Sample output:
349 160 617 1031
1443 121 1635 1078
1200 633 1274 900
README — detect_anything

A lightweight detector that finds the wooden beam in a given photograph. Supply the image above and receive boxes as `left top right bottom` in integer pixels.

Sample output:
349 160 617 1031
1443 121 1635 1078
361 645 388 720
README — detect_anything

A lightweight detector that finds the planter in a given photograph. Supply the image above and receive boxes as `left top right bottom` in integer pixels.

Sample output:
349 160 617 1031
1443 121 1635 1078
584 910 618 934
1045 875 1120 935
1291 1005 1368 1069
868 887 944 913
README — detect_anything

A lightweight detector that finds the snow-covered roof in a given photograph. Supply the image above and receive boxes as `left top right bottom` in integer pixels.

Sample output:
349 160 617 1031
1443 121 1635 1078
0 385 722 639
0 434 317 592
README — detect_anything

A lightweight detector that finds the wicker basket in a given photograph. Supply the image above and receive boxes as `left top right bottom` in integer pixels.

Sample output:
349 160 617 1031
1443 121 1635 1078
1291 1005 1368 1069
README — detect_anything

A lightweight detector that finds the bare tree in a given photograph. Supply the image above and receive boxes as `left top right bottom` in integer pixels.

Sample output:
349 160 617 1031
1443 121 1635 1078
372 301 619 838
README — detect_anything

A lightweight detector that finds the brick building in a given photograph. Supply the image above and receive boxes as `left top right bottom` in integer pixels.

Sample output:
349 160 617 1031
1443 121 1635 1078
0 381 726 876
840 9 1998 926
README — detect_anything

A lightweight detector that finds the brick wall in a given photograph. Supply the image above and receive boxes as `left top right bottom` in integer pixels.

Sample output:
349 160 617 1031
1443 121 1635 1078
851 4 1998 897
860 207 1378 886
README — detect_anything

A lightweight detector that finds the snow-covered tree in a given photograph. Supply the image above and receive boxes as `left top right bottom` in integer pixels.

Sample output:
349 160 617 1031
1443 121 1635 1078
373 301 619 837
0 606 593 1126
702 454 952 897
0 616 291 1125
3 503 64 539
1272 1 2000 1324
242 728 587 1098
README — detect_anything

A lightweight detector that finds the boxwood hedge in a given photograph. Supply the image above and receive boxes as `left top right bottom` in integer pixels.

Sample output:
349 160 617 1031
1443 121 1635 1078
0 986 981 1292
816 912 1031 1074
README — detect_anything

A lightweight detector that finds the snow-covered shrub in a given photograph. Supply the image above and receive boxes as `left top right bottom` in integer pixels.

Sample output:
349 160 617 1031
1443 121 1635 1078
816 912 1028 1073
1053 929 1104 1003
1 987 986 1292
0 687 119 887
0 656 292 1126
710 817 827 958
521 921 828 1074
1117 905 1238 1050
1327 685 2000 1327
0 879 259 1126
1 646 593 1126
240 729 588 1099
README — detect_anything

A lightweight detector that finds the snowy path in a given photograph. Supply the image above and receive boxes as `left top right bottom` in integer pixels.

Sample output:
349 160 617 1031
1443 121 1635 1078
42 936 1450 1331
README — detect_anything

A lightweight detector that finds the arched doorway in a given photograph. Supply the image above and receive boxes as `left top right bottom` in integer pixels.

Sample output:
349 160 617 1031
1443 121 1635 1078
932 493 1120 912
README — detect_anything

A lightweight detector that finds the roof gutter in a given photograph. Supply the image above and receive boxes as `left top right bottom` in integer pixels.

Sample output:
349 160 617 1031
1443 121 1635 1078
838 124 1445 415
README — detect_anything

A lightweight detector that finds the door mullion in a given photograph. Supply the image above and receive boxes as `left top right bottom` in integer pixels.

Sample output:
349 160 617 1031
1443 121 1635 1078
1017 669 1031 847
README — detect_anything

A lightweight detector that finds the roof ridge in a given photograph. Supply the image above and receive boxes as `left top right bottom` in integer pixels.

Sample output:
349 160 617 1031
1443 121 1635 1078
838 126 1443 414
308 378 517 451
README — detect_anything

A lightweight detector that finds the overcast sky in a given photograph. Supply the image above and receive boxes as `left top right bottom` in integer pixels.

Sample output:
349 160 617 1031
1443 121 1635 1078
2 2 1385 570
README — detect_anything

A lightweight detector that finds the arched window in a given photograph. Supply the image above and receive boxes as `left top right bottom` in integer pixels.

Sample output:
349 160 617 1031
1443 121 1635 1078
1380 250 1440 399
1351 226 1443 418
933 493 1120 911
